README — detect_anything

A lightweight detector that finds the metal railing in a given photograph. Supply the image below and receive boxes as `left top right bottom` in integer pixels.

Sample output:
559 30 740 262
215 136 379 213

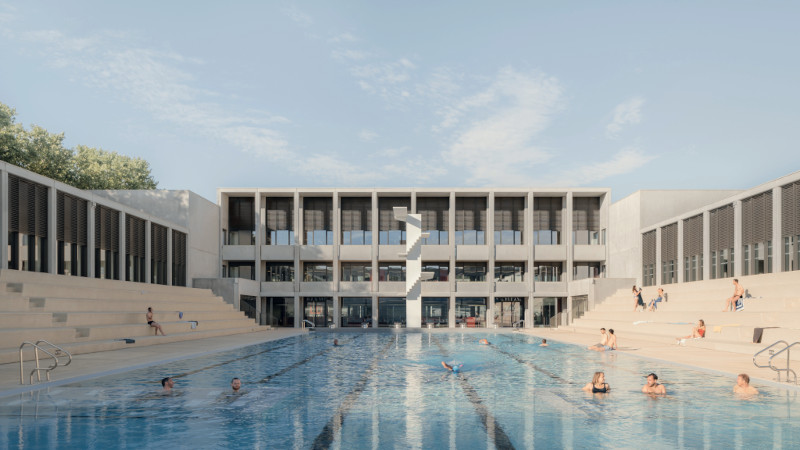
19 340 72 385
753 340 798 384
301 320 316 329
512 320 524 330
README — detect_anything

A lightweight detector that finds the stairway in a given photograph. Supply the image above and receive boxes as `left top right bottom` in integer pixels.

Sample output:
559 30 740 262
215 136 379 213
568 271 800 358
0 269 267 364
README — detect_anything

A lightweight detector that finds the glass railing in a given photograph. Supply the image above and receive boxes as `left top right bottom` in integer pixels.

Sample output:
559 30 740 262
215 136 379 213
494 230 522 245
455 230 485 245
421 230 448 245
227 230 255 245
572 230 602 245
533 230 560 245
267 230 294 245
306 230 334 245
342 230 373 245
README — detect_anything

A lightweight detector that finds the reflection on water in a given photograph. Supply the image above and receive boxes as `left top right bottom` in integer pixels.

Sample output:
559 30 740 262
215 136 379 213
0 331 798 449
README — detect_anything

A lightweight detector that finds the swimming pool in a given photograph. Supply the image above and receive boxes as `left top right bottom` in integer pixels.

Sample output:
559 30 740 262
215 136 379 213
1 330 798 449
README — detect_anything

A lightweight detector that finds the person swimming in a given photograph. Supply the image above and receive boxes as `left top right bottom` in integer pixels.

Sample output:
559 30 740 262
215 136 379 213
441 361 463 373
478 339 490 345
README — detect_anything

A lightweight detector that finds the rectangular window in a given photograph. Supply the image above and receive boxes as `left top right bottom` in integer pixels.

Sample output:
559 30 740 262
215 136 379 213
228 197 255 245
379 197 410 245
303 263 333 282
303 197 333 245
341 197 372 245
455 297 486 327
341 262 372 282
533 262 563 282
304 297 333 327
378 262 406 282
8 175 49 273
494 262 524 282
455 263 487 282
227 262 255 280
533 197 562 245
422 297 449 327
341 297 372 327
172 230 187 286
422 262 449 281
573 262 602 280
265 297 294 327
418 197 449 245
266 197 294 245
455 197 486 245
378 297 406 327
572 197 601 245
494 197 523 245
265 262 294 282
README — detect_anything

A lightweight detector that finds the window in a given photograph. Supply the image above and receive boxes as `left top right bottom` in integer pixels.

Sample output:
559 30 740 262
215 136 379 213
303 263 333 282
533 262 563 282
455 263 487 282
266 197 294 245
418 197 449 245
8 175 49 273
126 215 146 283
710 204 734 279
227 262 255 280
455 197 486 245
572 197 601 245
341 262 372 282
379 262 406 281
304 197 333 245
742 191 773 275
379 197 410 245
455 297 486 327
573 262 602 280
341 197 372 245
782 181 800 272
172 230 187 286
683 214 703 282
422 262 449 281
660 223 678 284
423 297 449 327
494 197 523 245
341 297 372 327
228 197 255 245
533 197 562 245
642 230 656 286
56 192 88 277
265 262 294 281
151 223 168 285
304 297 333 327
265 297 294 327
378 297 406 327
495 262 524 282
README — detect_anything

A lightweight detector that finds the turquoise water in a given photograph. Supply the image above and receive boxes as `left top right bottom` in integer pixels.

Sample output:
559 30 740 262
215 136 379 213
1 331 798 449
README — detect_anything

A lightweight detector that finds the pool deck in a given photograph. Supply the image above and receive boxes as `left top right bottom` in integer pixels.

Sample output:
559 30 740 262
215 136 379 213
1 327 797 397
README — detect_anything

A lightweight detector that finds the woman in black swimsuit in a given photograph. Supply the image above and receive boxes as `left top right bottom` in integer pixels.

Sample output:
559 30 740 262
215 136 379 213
146 307 167 336
582 371 610 393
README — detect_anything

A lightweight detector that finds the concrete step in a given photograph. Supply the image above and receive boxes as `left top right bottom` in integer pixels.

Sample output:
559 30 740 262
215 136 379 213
6 325 271 365
53 310 248 326
73 318 258 341
572 318 763 344
579 311 800 328
594 297 800 312
0 328 81 347
0 312 54 328
1 284 223 303
26 297 235 313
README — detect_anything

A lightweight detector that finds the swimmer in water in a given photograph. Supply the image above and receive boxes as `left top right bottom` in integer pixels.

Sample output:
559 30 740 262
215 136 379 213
441 361 463 372
333 339 339 346
479 339 490 345
540 339 548 347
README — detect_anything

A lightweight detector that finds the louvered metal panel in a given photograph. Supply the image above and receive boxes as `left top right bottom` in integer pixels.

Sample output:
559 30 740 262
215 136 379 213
455 197 487 231
126 215 146 257
661 223 678 262
57 192 66 241
494 197 523 232
172 230 187 286
8 175 20 233
742 191 773 245
229 197 255 231
642 230 656 265
533 197 563 231
572 197 600 231
782 181 800 237
151 223 168 261
265 197 293 232
34 184 47 237
683 214 703 256
418 197 449 231
95 205 120 251
710 204 734 252
341 197 371 231
304 197 333 233
378 197 409 231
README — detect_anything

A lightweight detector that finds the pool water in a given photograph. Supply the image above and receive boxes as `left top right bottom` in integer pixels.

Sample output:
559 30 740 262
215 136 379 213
1 331 798 449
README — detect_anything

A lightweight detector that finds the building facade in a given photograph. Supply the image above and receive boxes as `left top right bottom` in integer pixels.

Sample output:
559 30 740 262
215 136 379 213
218 188 612 329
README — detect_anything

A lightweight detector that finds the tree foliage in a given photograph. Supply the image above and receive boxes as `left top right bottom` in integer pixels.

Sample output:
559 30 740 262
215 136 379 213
0 101 158 190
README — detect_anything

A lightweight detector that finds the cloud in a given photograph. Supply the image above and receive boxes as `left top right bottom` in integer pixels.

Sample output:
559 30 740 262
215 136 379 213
331 49 370 62
281 5 313 27
438 67 563 185
358 129 378 142
541 147 656 186
606 96 645 137
328 32 357 44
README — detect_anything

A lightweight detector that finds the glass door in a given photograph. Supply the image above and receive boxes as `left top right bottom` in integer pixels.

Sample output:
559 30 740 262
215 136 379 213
494 297 523 327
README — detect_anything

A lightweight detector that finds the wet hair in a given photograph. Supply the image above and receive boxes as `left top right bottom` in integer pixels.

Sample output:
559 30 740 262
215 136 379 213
608 329 615 334
541 339 547 344
647 373 658 380
739 373 750 384
161 377 171 387
592 372 604 385
231 377 240 384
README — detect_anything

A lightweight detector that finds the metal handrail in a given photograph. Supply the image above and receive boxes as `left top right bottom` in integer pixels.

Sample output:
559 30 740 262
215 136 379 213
769 342 799 384
19 340 71 385
753 340 789 369
512 320 524 329
302 320 316 329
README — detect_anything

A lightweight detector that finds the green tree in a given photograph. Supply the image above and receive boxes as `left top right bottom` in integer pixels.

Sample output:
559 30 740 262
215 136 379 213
0 101 158 190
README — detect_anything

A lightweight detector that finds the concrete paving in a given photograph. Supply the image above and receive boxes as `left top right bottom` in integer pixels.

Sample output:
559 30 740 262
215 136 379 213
0 328 306 397
522 328 800 392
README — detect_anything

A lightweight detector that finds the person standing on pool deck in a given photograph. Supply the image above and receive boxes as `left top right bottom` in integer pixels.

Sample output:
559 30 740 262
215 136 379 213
161 377 175 392
147 307 167 336
582 372 610 393
642 373 667 395
734 373 759 395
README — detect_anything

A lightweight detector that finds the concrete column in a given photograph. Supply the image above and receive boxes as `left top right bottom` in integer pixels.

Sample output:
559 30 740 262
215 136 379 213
294 294 301 328
87 202 95 278
677 219 685 284
294 191 301 328
118 212 126 281
332 191 340 327
655 226 662 286
734 200 743 277
47 185 57 274
371 192 379 327
0 170 8 269
145 220 152 283
166 227 173 285
565 192 573 282
527 192 534 329
702 211 711 280
254 191 262 287
404 212 422 328
773 187 782 272
448 191 456 328
487 192 495 328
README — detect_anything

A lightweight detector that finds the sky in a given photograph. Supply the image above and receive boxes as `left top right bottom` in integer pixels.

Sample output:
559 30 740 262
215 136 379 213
1 1 799 203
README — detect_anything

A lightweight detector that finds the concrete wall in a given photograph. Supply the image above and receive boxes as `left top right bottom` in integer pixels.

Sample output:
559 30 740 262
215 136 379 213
93 189 220 280
638 190 741 229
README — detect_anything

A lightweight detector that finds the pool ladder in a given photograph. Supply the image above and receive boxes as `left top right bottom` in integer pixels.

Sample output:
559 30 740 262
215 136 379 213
19 340 72 385
753 340 798 384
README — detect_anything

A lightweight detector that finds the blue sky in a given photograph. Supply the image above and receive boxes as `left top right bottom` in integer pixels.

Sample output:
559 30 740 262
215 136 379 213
1 1 798 202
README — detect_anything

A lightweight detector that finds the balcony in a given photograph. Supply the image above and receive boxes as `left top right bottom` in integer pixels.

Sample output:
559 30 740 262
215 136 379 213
339 281 372 294
455 281 490 294
222 245 256 260
495 282 527 295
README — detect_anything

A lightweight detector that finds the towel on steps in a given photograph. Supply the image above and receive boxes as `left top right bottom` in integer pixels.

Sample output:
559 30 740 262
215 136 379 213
713 324 741 333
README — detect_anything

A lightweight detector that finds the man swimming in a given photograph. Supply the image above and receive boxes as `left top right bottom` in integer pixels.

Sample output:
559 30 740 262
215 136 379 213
231 377 242 393
161 377 175 393
641 373 666 395
441 361 463 373
733 373 759 395
478 339 490 345
540 339 548 347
